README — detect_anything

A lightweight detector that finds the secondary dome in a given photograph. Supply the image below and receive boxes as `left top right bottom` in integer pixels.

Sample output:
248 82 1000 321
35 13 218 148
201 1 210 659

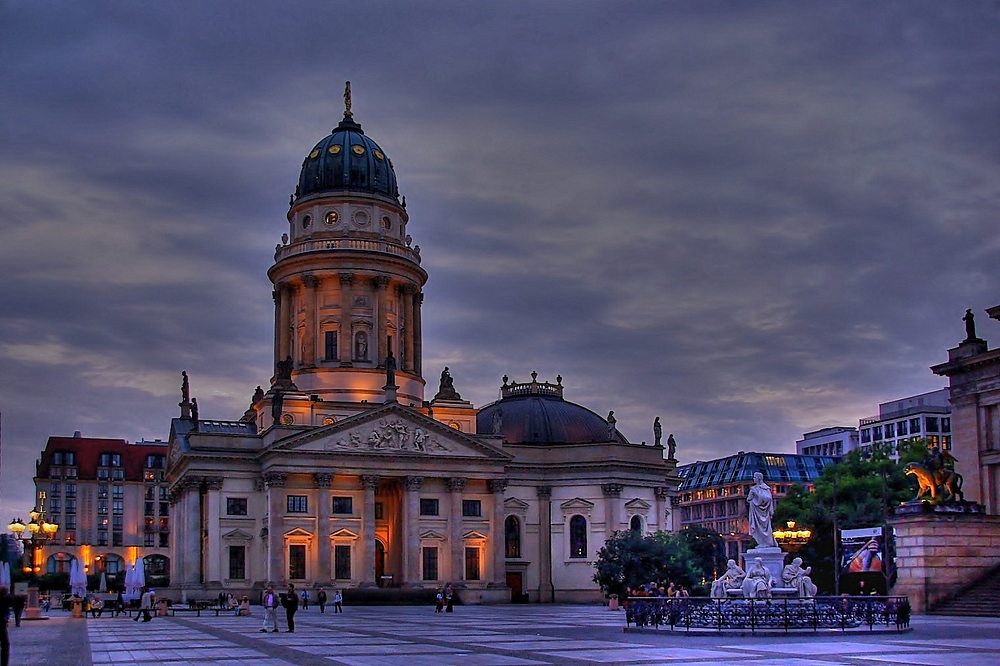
296 111 399 201
476 373 629 445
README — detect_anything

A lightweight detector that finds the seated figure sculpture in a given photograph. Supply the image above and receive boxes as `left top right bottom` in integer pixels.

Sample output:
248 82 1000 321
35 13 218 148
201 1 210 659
710 559 746 599
741 557 772 599
782 557 818 598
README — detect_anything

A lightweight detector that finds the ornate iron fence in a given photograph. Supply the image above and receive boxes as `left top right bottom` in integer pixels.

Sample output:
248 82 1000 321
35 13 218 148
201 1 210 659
624 596 911 633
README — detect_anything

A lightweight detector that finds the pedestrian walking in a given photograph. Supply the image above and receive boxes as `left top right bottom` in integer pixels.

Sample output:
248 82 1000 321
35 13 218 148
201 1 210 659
283 584 299 631
133 586 153 622
435 590 444 612
333 590 343 613
301 588 310 610
317 587 327 614
260 585 279 633
445 583 454 613
113 591 125 618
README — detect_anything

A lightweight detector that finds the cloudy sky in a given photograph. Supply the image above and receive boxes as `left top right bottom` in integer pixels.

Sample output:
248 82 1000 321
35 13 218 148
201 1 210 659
2 1 999 524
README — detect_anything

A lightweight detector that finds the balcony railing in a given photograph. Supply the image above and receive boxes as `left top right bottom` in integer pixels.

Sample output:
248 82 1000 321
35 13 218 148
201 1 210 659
274 237 421 264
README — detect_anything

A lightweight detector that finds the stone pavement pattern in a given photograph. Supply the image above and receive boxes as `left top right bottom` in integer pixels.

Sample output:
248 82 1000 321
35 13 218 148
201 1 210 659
7 605 1000 666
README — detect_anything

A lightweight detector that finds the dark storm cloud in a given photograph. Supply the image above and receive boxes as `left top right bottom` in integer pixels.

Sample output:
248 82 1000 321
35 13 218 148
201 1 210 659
2 1 999 521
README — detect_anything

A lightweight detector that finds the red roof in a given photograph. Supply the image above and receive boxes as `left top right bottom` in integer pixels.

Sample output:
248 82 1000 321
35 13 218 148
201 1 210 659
36 436 168 481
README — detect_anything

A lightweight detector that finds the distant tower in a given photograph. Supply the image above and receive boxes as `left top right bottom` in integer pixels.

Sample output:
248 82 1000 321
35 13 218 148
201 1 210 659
268 83 427 405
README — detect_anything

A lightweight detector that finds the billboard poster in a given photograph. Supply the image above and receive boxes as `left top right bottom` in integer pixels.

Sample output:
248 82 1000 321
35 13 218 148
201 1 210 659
840 526 891 594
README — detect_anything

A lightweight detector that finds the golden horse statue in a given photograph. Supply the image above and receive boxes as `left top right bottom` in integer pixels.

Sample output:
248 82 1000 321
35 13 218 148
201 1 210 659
903 461 964 503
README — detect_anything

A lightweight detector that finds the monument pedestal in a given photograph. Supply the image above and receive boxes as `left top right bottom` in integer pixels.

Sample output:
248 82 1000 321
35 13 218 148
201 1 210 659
743 547 786 587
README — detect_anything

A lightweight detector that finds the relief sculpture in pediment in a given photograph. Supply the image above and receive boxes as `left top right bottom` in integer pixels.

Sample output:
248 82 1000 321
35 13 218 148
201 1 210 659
323 418 451 454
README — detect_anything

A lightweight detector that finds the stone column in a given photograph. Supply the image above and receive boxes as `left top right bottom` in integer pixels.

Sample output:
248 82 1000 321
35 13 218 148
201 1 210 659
272 288 281 370
339 273 354 365
277 283 292 367
168 485 184 590
204 476 224 584
360 475 380 586
602 483 623 534
314 472 333 583
414 292 423 377
401 284 415 372
375 276 390 365
183 477 202 586
447 477 466 584
301 274 319 368
402 476 423 585
264 472 287 584
536 485 554 603
488 479 508 586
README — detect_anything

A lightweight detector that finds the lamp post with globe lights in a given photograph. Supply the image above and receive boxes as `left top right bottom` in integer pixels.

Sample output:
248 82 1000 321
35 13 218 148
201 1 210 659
8 503 59 619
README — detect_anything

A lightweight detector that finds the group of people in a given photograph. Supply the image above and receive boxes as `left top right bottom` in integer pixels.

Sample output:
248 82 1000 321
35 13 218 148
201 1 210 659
435 584 455 612
625 582 691 598
217 592 252 616
259 585 343 633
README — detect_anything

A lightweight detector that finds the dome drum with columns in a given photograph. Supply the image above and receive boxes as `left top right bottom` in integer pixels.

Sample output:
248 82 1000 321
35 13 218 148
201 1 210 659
165 85 681 605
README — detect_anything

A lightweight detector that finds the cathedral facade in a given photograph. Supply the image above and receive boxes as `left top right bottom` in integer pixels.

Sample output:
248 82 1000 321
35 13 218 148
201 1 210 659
167 91 680 603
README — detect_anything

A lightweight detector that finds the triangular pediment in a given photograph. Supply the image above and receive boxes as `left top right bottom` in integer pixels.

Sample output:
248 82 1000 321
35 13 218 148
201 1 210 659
268 402 510 461
463 530 488 540
560 497 595 511
283 527 313 539
624 498 651 511
504 497 530 511
420 530 446 541
222 528 254 541
330 528 359 540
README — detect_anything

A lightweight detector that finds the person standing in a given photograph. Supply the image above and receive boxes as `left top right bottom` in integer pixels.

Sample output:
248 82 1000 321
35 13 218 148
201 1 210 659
260 585 279 633
300 588 309 610
284 584 299 632
333 590 343 613
445 584 454 613
316 587 327 614
114 591 125 618
133 586 153 622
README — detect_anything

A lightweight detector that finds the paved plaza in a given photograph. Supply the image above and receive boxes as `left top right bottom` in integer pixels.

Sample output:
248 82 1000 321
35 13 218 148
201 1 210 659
6 604 1000 666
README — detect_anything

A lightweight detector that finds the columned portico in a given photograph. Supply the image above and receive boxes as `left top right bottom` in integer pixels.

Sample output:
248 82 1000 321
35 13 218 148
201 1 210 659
264 471 287 583
361 474 380 586
447 477 466 583
315 472 333 582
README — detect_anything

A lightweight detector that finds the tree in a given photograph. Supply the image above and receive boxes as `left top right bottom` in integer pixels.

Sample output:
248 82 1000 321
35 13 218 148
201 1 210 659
677 524 727 582
774 438 929 593
592 530 704 597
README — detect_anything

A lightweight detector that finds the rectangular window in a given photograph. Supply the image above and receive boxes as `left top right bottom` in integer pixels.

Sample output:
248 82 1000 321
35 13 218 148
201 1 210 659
112 469 124 480
898 420 908 436
112 515 123 529
419 498 439 516
287 495 308 513
98 531 108 546
926 417 939 433
144 502 155 516
160 486 169 500
99 453 111 467
64 515 76 530
885 422 895 438
112 485 124 500
464 547 480 581
422 547 438 581
229 546 246 580
98 484 109 499
159 532 169 548
65 452 75 465
145 487 155 500
227 498 248 516
49 499 61 513
942 417 951 433
910 418 921 433
332 496 353 514
288 544 306 579
144 470 156 482
324 331 337 361
860 429 872 443
65 467 76 479
144 533 155 547
374 502 383 520
98 500 108 515
159 502 169 516
65 484 76 498
111 453 122 467
462 500 482 517
112 501 123 515
53 452 64 465
97 468 109 480
334 545 351 579
112 531 123 547
64 531 75 546
50 483 60 498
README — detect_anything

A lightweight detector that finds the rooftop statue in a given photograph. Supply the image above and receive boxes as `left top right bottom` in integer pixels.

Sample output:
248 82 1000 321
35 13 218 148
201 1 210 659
434 366 462 401
666 433 677 460
653 417 662 446
963 308 978 342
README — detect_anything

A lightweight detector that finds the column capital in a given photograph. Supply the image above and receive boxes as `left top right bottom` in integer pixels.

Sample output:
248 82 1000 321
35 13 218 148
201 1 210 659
375 275 391 289
536 485 552 499
302 274 320 289
204 476 225 491
488 478 508 493
403 476 424 491
400 283 415 296
180 475 203 491
314 472 333 488
263 471 287 488
361 474 381 490
446 477 467 493
654 486 672 499
602 483 624 498
339 272 354 286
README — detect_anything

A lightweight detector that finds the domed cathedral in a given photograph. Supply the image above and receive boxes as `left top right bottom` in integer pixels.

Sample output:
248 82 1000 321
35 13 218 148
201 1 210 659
166 85 681 605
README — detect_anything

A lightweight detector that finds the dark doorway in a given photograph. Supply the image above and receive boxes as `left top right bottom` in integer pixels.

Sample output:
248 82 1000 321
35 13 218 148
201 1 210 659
375 540 386 587
507 572 527 603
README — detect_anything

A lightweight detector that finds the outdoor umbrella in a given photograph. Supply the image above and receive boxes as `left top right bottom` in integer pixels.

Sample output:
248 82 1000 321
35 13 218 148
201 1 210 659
124 562 140 601
98 571 108 593
70 558 87 597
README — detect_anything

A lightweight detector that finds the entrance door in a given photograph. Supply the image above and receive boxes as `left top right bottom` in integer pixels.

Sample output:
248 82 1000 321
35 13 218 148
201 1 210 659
375 541 386 587
506 572 523 602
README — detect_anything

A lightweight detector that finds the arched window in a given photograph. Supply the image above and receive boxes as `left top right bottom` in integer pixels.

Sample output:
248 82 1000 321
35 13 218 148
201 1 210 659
143 554 170 576
569 515 587 558
505 516 521 558
630 515 643 533
96 553 124 574
46 552 75 574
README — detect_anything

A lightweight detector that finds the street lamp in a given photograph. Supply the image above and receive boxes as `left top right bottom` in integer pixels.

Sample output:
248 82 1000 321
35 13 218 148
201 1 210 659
8 506 59 619
772 520 812 553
